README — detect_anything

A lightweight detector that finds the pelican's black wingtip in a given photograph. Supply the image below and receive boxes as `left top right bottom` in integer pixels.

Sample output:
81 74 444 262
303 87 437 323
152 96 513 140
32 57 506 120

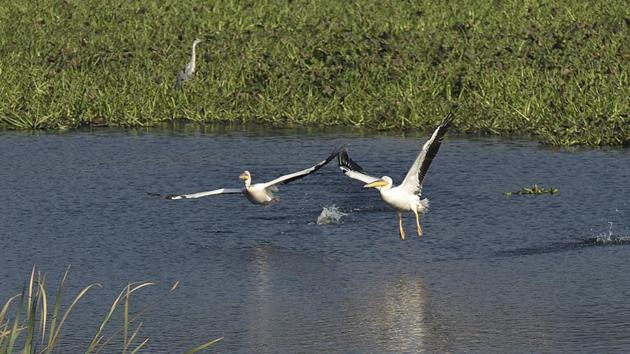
337 148 348 166
332 143 348 155
146 192 179 200
337 148 364 172
441 112 455 128
322 144 348 165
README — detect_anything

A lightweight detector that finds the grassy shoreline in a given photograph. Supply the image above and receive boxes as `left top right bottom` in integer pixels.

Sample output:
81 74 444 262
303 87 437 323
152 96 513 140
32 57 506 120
1 0 628 145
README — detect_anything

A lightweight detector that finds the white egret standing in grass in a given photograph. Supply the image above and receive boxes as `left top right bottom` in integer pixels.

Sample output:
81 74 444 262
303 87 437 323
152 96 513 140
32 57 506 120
338 115 453 240
175 38 203 89
154 147 342 205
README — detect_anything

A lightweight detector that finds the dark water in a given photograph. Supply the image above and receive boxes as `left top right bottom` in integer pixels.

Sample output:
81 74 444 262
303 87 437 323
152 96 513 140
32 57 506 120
1 126 629 353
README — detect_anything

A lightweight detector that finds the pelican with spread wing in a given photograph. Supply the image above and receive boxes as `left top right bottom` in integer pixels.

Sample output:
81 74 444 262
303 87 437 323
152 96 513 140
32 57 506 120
338 115 453 240
157 147 341 205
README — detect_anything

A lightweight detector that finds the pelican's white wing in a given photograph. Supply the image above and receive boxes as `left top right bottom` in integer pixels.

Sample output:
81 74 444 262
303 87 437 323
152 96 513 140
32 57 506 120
160 188 243 200
400 115 453 195
337 149 380 184
262 147 342 188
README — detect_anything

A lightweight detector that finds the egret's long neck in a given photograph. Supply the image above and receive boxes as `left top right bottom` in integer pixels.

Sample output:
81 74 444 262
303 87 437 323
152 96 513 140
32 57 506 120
190 42 198 70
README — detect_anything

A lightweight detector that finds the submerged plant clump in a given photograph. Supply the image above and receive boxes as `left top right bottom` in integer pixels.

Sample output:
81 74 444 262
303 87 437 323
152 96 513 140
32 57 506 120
503 184 559 196
0 0 628 145
0 267 221 353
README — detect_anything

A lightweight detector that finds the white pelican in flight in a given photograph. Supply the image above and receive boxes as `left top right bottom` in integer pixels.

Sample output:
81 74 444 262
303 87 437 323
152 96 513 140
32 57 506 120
338 115 453 240
157 147 341 205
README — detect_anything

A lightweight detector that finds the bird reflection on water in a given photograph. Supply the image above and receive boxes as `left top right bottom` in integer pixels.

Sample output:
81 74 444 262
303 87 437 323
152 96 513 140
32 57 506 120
242 244 440 353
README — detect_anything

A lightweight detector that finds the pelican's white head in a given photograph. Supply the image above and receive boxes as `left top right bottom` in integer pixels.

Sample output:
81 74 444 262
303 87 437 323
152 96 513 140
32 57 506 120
239 170 252 187
364 176 393 190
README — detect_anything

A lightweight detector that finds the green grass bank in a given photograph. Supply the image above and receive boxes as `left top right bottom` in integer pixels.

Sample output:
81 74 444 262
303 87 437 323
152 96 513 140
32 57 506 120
0 0 628 145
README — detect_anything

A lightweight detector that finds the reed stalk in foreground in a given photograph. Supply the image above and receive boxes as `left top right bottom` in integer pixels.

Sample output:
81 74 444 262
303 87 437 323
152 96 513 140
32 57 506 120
0 267 222 354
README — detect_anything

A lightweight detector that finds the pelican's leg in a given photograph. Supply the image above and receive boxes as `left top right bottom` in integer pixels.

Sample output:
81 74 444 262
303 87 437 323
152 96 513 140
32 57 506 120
413 209 423 238
397 212 406 240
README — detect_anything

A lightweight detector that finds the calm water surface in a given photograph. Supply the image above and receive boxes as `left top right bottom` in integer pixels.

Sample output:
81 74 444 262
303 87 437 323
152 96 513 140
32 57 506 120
1 126 629 353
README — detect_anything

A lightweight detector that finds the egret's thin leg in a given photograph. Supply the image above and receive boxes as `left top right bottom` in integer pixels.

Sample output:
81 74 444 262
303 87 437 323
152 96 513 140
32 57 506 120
413 209 423 238
397 212 406 240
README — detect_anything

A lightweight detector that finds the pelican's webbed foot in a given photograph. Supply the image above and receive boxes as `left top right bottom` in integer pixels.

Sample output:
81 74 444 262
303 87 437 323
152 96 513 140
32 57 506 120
397 212 406 240
413 210 423 239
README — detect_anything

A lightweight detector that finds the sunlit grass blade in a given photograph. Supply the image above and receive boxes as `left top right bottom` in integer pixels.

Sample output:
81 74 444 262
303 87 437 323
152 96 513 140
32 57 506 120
86 281 154 353
1 268 218 353
170 281 180 292
129 337 150 354
37 273 48 346
6 284 26 354
126 322 144 352
183 337 224 354
23 269 39 354
0 294 20 352
26 266 35 322
0 295 19 336
46 266 70 350
123 284 130 354
129 281 179 324
94 281 178 353
47 283 102 350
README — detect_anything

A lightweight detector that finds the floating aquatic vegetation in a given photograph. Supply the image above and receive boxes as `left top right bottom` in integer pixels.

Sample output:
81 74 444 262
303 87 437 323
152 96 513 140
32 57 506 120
503 184 559 196
316 205 347 225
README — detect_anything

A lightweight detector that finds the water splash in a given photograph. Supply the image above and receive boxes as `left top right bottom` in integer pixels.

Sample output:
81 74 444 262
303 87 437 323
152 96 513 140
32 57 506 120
496 222 630 258
316 205 348 225
584 222 630 246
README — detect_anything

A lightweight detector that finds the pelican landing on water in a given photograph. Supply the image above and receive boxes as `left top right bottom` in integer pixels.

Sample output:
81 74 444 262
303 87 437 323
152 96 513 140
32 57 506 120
175 38 202 89
338 115 453 240
154 147 342 205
